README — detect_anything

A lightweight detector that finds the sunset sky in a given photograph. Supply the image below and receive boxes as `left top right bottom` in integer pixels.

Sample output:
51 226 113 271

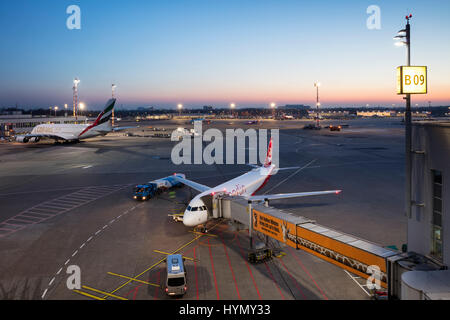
1 0 449 109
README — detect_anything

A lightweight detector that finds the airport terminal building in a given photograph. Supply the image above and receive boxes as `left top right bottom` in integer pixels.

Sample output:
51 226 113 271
402 121 450 299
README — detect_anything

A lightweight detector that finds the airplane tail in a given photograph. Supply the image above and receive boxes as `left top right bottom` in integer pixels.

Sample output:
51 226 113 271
92 98 116 131
263 138 273 167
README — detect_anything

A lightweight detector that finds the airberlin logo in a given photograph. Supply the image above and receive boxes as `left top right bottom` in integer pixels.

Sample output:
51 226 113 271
170 122 279 168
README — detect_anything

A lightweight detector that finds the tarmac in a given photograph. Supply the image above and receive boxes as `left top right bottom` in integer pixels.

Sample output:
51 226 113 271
0 118 405 300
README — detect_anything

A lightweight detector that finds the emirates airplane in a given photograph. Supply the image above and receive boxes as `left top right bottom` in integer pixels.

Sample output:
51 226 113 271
175 139 342 229
16 98 120 143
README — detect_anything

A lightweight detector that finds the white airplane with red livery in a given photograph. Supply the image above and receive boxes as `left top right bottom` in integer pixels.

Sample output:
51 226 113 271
174 138 342 229
16 99 121 143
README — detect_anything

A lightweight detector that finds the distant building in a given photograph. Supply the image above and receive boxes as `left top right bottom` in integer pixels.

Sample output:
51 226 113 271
203 105 214 112
278 104 310 110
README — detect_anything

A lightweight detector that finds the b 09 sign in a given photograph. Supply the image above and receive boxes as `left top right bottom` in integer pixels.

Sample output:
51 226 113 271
397 66 427 94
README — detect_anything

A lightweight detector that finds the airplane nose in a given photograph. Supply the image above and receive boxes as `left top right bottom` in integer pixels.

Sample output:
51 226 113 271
183 212 196 227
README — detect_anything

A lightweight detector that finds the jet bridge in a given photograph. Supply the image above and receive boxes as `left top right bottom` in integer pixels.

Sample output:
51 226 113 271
215 195 399 289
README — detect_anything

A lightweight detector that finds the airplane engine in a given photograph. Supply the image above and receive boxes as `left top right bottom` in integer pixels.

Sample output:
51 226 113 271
16 136 29 143
29 137 40 143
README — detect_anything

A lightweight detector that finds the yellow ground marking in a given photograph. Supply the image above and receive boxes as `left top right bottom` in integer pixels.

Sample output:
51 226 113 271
107 272 160 287
82 285 128 300
73 289 105 300
189 231 217 237
153 250 194 261
102 220 222 299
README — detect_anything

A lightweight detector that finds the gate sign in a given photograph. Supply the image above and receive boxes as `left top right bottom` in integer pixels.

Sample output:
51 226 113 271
397 66 427 94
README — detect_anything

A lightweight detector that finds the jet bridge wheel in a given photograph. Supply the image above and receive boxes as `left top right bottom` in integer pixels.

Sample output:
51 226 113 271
247 249 273 264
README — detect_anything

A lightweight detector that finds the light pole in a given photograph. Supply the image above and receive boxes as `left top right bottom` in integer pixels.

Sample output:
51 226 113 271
64 104 68 117
79 103 85 118
54 106 58 117
111 84 116 127
177 104 183 117
73 78 80 120
230 103 235 118
394 14 412 218
314 82 321 128
270 102 276 119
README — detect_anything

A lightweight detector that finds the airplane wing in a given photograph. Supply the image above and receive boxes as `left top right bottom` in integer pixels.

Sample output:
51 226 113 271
248 190 341 202
23 133 78 141
112 126 139 132
173 176 211 193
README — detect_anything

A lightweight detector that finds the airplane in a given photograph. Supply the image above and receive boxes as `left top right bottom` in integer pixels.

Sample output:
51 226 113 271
174 138 342 230
15 98 127 143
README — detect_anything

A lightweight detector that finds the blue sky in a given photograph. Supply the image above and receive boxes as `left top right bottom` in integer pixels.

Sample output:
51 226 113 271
1 0 449 109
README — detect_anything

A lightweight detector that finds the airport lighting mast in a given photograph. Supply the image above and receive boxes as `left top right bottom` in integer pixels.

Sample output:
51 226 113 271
111 84 117 127
73 78 80 120
394 14 412 218
230 103 236 118
314 81 321 128
270 102 276 119
177 104 183 117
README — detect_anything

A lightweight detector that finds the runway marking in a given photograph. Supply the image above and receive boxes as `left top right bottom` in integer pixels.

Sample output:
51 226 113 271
194 246 199 300
82 285 127 300
189 231 217 237
264 262 285 300
0 184 131 238
107 272 160 287
344 270 371 297
279 259 307 300
153 249 195 261
235 233 262 300
287 246 328 300
208 238 220 300
221 239 241 300
41 202 143 300
101 220 222 300
73 289 105 300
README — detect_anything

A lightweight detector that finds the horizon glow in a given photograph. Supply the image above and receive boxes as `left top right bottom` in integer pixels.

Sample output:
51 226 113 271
0 0 449 110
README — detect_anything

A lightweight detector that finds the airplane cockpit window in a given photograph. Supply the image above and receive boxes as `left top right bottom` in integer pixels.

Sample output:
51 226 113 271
187 206 192 211
191 207 199 211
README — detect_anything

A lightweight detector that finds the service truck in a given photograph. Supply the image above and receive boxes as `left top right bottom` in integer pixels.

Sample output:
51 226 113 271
133 174 185 201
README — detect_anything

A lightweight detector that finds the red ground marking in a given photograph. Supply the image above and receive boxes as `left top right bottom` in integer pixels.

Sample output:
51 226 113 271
154 270 161 300
194 246 199 300
287 246 328 300
132 283 143 300
264 262 285 300
208 239 220 300
279 259 307 300
235 233 262 300
221 239 241 300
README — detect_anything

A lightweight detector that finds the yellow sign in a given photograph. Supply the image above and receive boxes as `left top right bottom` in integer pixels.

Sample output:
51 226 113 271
253 210 295 244
397 66 427 94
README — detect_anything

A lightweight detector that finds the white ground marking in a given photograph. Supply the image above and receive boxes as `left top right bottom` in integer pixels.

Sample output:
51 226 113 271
344 270 371 297
41 203 144 300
